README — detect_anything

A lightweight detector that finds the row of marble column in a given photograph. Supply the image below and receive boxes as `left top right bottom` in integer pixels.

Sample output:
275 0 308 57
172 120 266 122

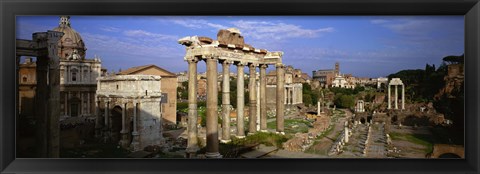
387 84 405 110
185 57 285 158
95 99 140 150
285 85 302 105
62 92 93 116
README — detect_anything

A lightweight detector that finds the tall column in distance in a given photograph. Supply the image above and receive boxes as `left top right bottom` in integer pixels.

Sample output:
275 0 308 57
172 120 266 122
205 57 221 158
276 64 285 134
248 63 257 135
402 84 405 110
259 64 268 132
395 85 398 110
186 58 199 155
387 84 391 109
103 100 110 143
221 60 231 143
317 101 321 116
236 62 246 138
120 102 128 147
95 99 101 138
131 101 140 151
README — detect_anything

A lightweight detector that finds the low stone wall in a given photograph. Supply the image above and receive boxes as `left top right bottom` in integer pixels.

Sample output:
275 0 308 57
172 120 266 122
282 116 330 152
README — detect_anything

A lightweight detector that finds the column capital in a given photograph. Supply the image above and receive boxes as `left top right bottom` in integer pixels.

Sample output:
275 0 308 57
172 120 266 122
248 62 259 67
220 59 233 65
236 61 246 66
260 64 268 69
186 57 199 63
275 63 285 68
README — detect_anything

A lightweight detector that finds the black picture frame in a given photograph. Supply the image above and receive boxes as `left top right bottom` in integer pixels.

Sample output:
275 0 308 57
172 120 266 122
1 0 479 173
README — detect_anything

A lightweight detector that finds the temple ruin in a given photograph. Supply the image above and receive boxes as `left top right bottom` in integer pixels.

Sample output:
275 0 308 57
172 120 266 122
387 78 405 110
178 28 285 158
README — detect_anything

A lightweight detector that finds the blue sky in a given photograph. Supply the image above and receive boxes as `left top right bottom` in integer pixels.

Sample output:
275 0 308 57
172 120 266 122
16 16 464 78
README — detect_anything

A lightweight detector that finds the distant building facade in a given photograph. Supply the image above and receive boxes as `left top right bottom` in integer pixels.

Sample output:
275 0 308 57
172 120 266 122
312 62 340 87
118 64 178 126
18 16 103 118
266 65 304 108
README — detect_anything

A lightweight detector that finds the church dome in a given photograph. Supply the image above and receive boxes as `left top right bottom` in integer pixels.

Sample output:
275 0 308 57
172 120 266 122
52 16 86 60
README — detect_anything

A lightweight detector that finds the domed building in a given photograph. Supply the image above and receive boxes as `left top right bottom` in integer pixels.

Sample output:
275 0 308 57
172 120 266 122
53 16 87 60
19 16 104 118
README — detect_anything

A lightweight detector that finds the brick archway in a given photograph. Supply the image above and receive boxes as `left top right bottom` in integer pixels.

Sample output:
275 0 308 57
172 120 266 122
429 144 464 158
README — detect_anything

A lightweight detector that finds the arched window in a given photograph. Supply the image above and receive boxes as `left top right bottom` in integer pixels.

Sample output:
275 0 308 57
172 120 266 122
22 76 27 83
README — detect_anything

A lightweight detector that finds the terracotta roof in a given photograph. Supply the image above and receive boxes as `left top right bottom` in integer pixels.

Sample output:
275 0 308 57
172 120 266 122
117 64 176 77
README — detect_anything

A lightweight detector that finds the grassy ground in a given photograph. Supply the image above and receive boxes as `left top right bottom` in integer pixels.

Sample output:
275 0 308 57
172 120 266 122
197 132 290 158
267 119 313 134
389 132 433 154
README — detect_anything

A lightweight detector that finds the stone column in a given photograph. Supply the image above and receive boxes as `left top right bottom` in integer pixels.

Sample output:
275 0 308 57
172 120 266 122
256 81 260 131
186 58 199 155
45 31 63 157
395 85 398 110
103 100 110 142
292 85 297 105
259 64 268 132
236 62 246 138
95 99 101 138
317 101 321 116
221 60 231 142
131 101 140 151
387 84 391 109
299 85 303 104
205 57 221 158
120 102 128 147
66 65 69 83
35 56 48 157
402 84 405 110
248 63 257 135
276 64 285 134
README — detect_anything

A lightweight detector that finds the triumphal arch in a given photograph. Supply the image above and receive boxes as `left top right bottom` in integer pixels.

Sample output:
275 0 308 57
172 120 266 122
96 75 164 151
179 28 285 158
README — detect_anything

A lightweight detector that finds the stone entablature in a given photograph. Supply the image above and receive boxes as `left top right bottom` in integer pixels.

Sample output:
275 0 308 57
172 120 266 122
96 75 162 98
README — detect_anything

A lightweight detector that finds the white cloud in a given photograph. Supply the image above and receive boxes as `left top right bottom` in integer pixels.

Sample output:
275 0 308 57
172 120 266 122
231 20 334 40
100 26 121 32
123 29 178 41
82 32 182 59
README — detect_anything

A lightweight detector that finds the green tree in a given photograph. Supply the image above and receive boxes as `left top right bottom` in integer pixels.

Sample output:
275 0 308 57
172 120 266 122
334 94 355 108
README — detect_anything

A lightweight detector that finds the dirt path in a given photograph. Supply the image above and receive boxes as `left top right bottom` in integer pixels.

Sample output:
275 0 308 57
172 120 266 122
307 109 348 156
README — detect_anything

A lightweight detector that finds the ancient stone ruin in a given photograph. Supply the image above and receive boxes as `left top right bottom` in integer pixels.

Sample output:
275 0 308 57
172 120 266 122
179 28 285 158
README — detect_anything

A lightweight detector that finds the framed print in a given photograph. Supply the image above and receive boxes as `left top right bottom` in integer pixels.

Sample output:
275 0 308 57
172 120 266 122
1 0 479 173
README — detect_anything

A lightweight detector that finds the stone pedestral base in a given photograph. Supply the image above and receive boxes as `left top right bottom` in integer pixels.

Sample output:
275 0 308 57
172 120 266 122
220 139 231 143
119 132 130 148
235 135 246 139
205 152 223 158
130 132 140 151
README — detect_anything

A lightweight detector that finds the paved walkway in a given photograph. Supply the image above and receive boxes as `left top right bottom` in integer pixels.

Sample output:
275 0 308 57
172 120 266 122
365 123 387 158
